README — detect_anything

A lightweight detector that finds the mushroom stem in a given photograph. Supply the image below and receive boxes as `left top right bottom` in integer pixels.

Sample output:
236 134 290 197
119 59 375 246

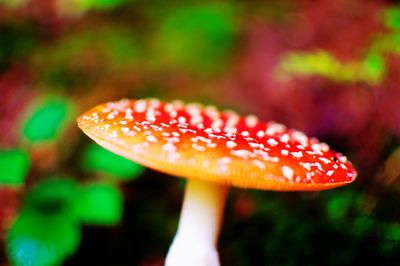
165 179 229 266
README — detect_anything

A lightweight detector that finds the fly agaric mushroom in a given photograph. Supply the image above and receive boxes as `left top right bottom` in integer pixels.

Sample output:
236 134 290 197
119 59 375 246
77 98 357 266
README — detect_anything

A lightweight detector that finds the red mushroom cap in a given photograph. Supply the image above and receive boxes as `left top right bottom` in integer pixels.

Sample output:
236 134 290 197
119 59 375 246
77 98 357 191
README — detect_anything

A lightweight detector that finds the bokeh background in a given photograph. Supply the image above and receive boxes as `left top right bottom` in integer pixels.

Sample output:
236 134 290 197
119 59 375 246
0 0 400 265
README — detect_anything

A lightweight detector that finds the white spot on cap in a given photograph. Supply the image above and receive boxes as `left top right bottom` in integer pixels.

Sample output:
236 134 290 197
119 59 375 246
167 137 179 143
326 170 334 176
178 116 187 124
225 112 240 127
281 149 289 156
164 103 174 113
211 119 223 130
231 149 254 159
302 162 311 171
218 157 232 165
256 130 265 138
186 103 202 116
241 131 250 137
148 98 161 108
192 143 206 152
134 100 146 113
107 111 118 120
245 115 258 128
146 135 158 143
226 140 237 149
292 130 308 145
320 143 330 152
249 142 260 148
217 157 231 173
280 134 290 143
311 143 324 154
291 151 303 158
125 108 133 120
266 122 286 135
223 127 237 135
190 116 203 125
109 130 118 139
263 155 279 163
206 142 217 148
253 159 266 170
167 152 180 162
282 166 294 181
204 128 214 134
162 142 176 153
267 138 278 146
306 172 312 180
170 110 178 118
312 162 323 171
319 157 331 164
121 127 130 134
196 123 205 129
146 109 156 122
339 155 348 163
204 106 219 119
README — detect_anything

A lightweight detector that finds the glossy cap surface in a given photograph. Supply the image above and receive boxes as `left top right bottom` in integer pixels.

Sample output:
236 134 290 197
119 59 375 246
77 99 357 191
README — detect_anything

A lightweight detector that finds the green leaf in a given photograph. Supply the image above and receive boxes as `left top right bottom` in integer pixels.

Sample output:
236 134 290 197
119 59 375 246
7 212 80 266
22 98 72 142
81 143 144 180
0 149 30 186
77 183 123 225
25 177 79 221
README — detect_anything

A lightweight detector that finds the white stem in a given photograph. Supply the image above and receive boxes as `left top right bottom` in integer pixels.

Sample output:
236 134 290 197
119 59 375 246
165 179 229 266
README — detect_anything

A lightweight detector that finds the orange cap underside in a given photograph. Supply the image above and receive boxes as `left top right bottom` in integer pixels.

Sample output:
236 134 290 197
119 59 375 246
77 99 357 191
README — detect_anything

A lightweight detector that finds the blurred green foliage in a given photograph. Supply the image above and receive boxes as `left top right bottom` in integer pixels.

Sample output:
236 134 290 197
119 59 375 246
0 149 30 186
78 0 127 10
24 178 79 221
77 183 122 225
0 0 28 8
0 23 36 70
326 190 358 221
277 50 385 84
7 212 80 266
6 177 123 266
276 6 400 85
153 3 237 73
384 223 400 241
81 143 144 180
385 5 400 30
22 98 72 143
34 28 138 89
